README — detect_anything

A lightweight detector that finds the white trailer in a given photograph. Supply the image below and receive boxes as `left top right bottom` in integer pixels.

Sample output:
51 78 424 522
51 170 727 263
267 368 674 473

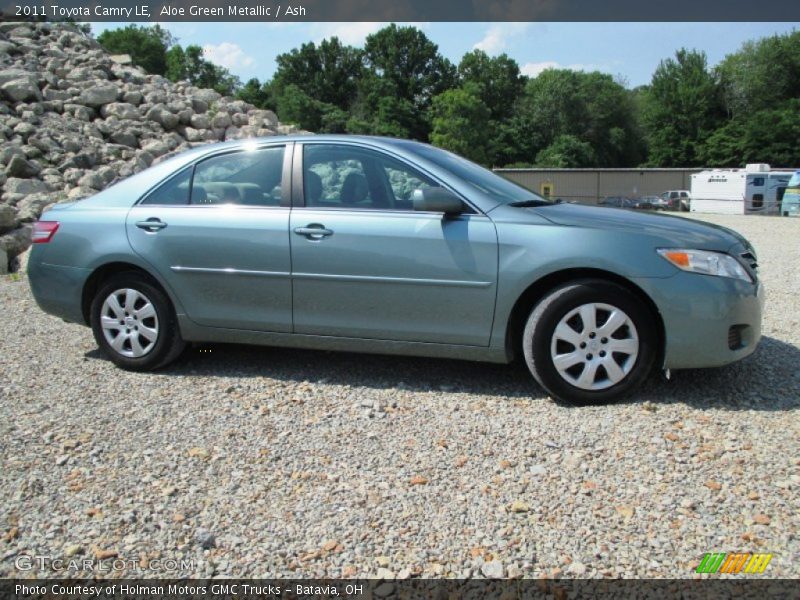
691 164 795 215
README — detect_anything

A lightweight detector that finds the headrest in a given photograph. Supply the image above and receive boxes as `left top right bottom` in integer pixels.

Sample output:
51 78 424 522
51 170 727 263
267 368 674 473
341 172 368 205
234 183 263 205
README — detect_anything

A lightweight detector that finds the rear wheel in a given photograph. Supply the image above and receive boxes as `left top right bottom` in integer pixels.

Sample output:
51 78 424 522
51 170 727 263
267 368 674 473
522 280 657 404
90 272 185 370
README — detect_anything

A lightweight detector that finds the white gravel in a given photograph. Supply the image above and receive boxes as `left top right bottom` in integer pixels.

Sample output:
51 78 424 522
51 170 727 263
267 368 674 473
0 213 798 579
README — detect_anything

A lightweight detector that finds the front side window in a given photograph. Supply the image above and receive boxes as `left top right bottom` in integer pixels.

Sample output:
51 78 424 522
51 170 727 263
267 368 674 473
302 144 438 210
397 140 546 205
191 146 285 206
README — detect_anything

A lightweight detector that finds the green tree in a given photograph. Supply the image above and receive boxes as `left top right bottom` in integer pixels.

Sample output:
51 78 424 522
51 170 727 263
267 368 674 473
700 99 800 167
164 44 240 96
430 86 491 164
641 49 724 166
507 69 644 167
457 50 524 121
236 78 275 110
97 24 175 75
715 31 800 118
363 24 457 139
275 84 348 133
165 45 187 81
272 37 364 111
535 135 596 167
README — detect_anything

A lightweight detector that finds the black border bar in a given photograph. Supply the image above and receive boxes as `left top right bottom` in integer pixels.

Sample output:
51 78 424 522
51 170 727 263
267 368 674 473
1 0 800 22
1 579 798 600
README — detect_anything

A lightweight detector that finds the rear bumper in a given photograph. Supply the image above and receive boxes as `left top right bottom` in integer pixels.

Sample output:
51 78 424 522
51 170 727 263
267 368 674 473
633 272 764 369
28 258 90 325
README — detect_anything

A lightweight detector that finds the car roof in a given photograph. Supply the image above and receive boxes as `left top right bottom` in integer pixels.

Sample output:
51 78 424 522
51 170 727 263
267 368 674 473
194 134 420 154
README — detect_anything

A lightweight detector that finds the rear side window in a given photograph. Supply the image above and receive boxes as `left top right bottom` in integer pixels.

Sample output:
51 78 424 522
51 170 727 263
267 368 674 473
140 167 191 205
752 177 765 187
192 146 285 206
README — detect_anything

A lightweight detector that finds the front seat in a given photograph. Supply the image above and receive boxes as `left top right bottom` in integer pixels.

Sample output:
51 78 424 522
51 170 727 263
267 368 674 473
340 173 369 206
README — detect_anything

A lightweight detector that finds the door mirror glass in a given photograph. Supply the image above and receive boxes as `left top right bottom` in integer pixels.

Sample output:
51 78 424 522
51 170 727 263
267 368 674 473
412 187 464 215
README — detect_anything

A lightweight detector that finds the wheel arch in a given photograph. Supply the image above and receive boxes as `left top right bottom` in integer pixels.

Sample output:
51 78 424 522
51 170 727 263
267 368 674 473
81 261 176 326
505 268 665 367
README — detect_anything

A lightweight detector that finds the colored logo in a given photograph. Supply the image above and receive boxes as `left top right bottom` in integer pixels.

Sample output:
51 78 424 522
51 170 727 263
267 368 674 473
696 553 773 574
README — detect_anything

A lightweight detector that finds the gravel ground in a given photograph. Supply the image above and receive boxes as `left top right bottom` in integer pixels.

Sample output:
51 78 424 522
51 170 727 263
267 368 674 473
0 213 798 580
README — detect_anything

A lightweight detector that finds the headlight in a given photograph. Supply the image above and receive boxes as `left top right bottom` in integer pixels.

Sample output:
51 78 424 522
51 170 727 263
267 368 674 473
657 248 752 282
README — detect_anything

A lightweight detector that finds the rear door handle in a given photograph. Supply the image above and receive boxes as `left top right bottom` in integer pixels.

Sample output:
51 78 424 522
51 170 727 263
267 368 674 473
294 224 333 239
136 219 167 232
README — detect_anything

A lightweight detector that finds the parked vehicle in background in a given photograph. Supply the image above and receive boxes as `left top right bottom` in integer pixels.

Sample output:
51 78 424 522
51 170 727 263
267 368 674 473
661 190 691 211
598 196 636 209
631 196 667 210
691 164 794 215
28 135 764 405
783 171 800 217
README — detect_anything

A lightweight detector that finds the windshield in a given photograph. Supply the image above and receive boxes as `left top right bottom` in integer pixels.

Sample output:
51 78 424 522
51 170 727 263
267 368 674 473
789 172 800 188
398 141 549 205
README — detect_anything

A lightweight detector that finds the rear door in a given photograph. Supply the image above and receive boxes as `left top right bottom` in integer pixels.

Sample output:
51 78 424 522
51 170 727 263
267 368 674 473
126 143 294 332
289 142 498 346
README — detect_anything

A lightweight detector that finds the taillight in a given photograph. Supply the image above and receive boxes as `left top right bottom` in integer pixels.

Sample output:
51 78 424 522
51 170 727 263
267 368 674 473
32 221 59 243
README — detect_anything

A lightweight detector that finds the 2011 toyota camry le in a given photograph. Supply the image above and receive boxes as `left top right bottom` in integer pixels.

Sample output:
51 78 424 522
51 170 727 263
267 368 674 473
28 135 764 404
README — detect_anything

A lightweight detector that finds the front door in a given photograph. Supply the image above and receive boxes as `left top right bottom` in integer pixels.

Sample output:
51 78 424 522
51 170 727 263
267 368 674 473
126 144 293 332
289 142 498 346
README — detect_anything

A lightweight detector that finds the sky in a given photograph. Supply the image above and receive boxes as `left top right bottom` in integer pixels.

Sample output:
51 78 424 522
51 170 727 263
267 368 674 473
90 22 799 88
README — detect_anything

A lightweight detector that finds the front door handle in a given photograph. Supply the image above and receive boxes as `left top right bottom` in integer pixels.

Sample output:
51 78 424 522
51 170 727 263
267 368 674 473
136 218 167 232
294 224 333 239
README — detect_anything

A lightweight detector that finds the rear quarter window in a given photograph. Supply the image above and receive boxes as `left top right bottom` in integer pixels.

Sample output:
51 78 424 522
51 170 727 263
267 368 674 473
140 167 191 205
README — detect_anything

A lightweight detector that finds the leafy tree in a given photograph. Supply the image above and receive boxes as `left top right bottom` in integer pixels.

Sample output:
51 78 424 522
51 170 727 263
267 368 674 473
457 50 524 121
700 99 800 166
343 74 417 138
165 45 188 82
715 31 800 118
164 44 240 96
641 49 724 166
535 135 596 167
507 69 644 167
274 84 348 133
430 86 491 164
97 24 175 75
236 78 275 110
272 37 364 111
363 24 457 139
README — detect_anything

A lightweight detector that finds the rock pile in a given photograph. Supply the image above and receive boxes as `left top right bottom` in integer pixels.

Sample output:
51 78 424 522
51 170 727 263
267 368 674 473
0 21 304 272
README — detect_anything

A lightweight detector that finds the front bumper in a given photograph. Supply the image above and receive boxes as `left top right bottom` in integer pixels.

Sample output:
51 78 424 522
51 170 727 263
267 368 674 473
633 271 764 369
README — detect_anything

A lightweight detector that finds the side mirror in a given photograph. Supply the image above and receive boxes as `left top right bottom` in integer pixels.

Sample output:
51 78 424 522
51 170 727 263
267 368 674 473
412 187 464 215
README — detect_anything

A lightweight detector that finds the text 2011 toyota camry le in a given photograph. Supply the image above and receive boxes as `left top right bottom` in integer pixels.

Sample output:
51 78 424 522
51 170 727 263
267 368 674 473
28 135 764 404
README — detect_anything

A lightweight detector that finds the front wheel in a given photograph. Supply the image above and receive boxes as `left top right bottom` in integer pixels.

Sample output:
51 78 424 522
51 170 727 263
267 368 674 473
90 272 185 371
522 280 658 405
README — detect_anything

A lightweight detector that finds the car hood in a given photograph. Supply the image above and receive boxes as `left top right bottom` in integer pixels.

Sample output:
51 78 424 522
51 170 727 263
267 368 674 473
528 203 748 253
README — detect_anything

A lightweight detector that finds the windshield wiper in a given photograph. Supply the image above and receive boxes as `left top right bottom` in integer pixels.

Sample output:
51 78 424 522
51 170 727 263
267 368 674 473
508 199 551 207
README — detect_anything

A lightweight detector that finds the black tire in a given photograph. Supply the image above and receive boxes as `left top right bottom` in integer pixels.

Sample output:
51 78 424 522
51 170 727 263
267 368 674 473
90 271 185 371
522 279 658 405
